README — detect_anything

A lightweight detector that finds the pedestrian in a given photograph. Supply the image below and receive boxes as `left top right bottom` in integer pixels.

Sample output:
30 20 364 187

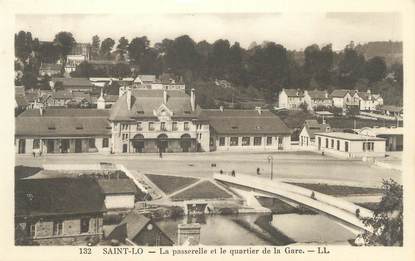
311 191 316 200
32 151 36 158
159 150 162 159
355 208 360 218
219 169 223 174
256 167 261 175
231 170 235 177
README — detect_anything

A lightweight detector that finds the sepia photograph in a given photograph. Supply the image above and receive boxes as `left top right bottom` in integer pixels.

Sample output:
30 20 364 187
10 5 409 252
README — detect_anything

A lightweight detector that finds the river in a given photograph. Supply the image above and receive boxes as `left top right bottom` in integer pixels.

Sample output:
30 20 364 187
156 213 356 245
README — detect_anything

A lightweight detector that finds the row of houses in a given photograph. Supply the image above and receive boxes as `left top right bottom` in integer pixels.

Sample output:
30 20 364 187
279 88 384 112
15 88 293 155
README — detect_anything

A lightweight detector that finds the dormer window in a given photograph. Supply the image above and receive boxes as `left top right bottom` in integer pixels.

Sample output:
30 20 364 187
231 126 238 129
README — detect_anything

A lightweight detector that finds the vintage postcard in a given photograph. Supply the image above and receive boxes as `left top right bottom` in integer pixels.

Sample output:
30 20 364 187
1 0 414 260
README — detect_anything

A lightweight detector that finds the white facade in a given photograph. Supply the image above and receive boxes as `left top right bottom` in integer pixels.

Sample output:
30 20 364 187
353 91 384 111
314 132 386 158
104 194 135 210
210 135 291 152
278 89 304 109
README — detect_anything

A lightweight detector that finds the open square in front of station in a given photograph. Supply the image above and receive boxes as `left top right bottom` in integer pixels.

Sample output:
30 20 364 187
15 150 401 188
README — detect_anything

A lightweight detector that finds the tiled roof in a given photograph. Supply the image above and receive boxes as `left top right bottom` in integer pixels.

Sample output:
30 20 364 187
303 120 331 139
283 89 304 97
97 179 138 195
199 109 291 135
109 90 199 121
15 178 106 217
137 75 156 83
329 89 352 98
15 109 111 137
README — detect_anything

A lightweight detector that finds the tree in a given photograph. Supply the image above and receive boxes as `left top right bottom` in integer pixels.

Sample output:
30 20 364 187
165 35 200 77
208 39 230 78
21 71 37 90
361 179 403 246
100 38 115 59
365 56 387 83
91 35 100 59
15 31 34 61
127 36 150 65
110 63 131 78
116 37 129 61
337 46 366 87
53 31 76 64
390 63 403 86
38 42 60 63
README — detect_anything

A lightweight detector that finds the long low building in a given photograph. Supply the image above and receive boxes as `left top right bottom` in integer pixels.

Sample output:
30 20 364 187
15 109 112 155
314 132 386 158
15 89 293 154
199 108 292 152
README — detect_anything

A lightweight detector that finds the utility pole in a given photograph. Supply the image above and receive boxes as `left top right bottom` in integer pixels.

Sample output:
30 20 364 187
267 155 274 180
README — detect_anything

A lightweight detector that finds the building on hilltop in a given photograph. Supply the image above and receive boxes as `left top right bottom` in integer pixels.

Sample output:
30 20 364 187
278 89 304 109
303 89 333 111
352 90 384 111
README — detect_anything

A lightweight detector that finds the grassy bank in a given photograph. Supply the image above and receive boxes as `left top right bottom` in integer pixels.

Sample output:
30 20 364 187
286 182 382 197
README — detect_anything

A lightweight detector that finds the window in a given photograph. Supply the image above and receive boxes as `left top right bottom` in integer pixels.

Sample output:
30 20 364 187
122 134 129 141
27 222 36 238
136 122 142 131
230 137 238 146
172 122 178 131
266 137 272 146
33 139 40 149
184 122 189 131
219 137 225 146
121 124 128 131
363 142 374 152
242 137 250 146
52 220 63 236
325 138 329 148
345 141 349 152
161 122 166 131
103 138 109 148
80 218 90 233
89 138 95 148
337 140 340 150
331 139 334 148
254 137 262 146
148 122 154 131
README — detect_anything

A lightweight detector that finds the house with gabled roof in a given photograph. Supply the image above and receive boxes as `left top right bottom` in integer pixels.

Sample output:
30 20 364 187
299 119 331 147
278 88 304 109
106 211 174 246
329 89 356 109
353 90 384 111
303 89 332 111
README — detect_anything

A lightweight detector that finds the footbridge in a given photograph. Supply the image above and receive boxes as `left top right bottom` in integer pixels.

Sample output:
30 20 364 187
213 173 373 233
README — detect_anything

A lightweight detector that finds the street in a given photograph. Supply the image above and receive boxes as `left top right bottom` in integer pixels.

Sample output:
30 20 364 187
15 151 401 187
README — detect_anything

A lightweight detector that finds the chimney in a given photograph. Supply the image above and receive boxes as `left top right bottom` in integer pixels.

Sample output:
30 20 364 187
190 88 195 111
163 89 168 104
126 88 132 110
178 223 201 246
219 105 224 112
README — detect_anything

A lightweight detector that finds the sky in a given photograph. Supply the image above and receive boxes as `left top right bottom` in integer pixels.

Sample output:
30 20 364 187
15 13 402 51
